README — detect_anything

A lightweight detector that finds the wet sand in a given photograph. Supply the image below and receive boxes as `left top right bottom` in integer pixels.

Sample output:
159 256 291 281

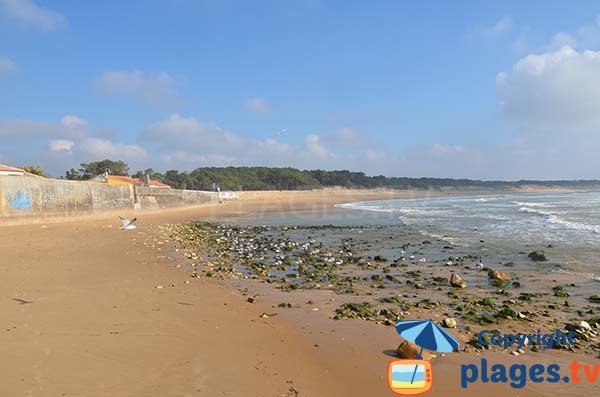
1 188 597 396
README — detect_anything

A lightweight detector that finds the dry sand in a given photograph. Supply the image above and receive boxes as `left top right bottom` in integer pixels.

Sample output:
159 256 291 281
1 188 596 396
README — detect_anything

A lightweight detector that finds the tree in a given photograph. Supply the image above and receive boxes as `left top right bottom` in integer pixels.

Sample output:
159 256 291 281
132 168 164 182
66 159 130 180
21 164 48 177
65 168 84 180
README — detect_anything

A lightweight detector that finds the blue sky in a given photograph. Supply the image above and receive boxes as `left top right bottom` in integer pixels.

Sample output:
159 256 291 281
2 0 600 179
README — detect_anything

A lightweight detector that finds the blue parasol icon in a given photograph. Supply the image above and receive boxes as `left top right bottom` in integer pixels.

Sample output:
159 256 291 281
395 319 460 384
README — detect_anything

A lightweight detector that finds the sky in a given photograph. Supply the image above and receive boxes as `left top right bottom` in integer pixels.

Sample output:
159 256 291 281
2 0 600 180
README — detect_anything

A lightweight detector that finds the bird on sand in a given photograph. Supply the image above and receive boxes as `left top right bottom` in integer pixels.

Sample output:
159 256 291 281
13 298 34 305
119 216 138 230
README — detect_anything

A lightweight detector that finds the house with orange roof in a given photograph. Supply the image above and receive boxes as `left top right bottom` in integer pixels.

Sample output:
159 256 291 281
93 172 171 189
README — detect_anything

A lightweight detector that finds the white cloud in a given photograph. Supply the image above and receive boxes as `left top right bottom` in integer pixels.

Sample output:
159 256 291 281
547 15 600 51
0 0 66 30
144 113 245 152
304 134 329 159
246 97 272 114
48 139 74 154
60 115 87 130
322 127 375 149
78 137 147 162
143 114 342 170
0 115 87 143
473 16 513 39
0 57 16 74
548 32 577 50
484 17 513 36
94 70 179 107
0 116 84 140
497 46 600 133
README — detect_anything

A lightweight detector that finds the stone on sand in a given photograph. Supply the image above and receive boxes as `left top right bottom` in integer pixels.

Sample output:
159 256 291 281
487 270 510 281
450 273 467 288
395 341 431 360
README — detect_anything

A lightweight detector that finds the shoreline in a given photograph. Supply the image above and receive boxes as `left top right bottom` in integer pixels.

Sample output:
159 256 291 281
1 188 598 396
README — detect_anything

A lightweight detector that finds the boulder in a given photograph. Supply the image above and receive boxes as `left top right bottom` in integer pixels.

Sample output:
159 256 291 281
450 273 467 288
395 341 431 360
488 270 510 281
528 250 548 262
442 318 457 328
589 295 600 303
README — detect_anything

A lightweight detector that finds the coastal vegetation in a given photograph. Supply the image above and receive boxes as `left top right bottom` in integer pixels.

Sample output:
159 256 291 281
20 164 48 177
63 159 600 191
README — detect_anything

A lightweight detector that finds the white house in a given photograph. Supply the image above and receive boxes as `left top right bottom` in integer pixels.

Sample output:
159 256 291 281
0 164 26 176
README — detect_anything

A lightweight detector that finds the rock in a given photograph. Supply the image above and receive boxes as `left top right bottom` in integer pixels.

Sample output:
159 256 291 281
155 285 164 289
259 312 270 319
496 306 518 319
450 273 467 288
479 297 494 307
528 250 548 262
511 351 520 356
247 297 257 303
552 285 570 297
332 302 374 321
589 295 600 303
373 255 387 262
488 270 510 281
572 321 592 332
442 318 457 328
480 314 496 325
395 341 431 360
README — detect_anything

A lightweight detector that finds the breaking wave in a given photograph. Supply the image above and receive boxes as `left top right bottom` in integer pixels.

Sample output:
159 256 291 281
518 207 600 234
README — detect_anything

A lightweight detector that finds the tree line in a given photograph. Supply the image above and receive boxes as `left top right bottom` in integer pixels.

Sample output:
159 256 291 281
52 159 600 191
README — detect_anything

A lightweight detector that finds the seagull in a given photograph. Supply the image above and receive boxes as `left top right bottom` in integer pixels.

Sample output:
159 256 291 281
13 298 34 305
276 128 288 136
119 216 138 230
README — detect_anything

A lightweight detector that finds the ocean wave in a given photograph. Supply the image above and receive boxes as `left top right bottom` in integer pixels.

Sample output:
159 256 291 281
518 207 600 234
545 215 600 234
513 201 553 207
335 203 399 213
518 206 551 216
336 202 436 216
552 268 600 281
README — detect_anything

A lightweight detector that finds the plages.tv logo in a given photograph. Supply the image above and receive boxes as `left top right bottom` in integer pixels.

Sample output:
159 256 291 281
388 319 460 395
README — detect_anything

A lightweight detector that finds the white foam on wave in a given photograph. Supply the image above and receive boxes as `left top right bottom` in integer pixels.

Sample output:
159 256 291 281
336 202 433 217
335 202 398 213
552 268 600 281
518 206 551 216
513 201 551 208
518 207 600 234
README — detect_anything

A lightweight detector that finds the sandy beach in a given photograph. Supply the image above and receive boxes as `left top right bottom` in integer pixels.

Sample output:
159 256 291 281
1 188 597 396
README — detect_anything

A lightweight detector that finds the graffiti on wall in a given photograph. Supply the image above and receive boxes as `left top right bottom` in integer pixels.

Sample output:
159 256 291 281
9 191 32 211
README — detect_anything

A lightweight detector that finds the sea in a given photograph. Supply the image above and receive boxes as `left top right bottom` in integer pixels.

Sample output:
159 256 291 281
336 191 600 281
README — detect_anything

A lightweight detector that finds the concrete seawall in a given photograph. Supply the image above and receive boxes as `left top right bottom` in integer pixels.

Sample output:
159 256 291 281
0 176 236 225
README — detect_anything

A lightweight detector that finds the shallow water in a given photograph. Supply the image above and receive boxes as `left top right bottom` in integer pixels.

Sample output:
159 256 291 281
336 191 600 280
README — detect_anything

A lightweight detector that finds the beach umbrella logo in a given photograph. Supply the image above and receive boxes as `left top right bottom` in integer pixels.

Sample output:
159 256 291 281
387 319 459 395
